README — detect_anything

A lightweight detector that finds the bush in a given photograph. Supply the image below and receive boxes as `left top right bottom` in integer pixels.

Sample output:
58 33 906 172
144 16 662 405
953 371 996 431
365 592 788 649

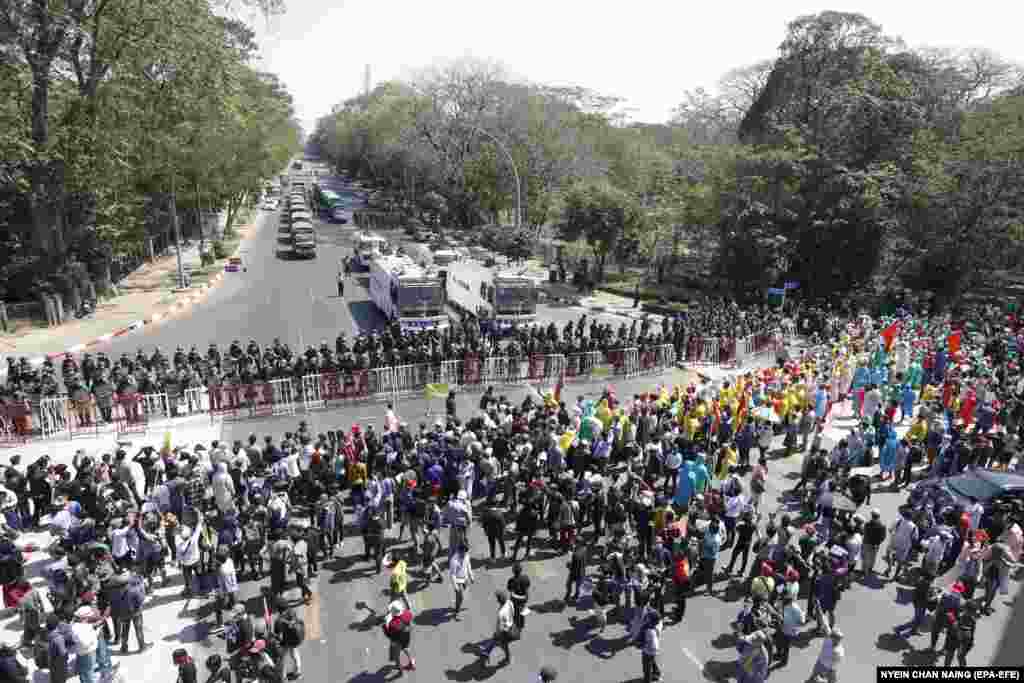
201 250 215 267
212 240 227 259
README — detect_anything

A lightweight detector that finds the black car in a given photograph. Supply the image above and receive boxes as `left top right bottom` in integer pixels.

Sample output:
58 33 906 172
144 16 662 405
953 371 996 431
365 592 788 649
910 468 1024 529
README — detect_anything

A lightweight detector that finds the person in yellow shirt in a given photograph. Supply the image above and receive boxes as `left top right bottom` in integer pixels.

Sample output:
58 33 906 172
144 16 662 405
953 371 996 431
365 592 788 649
349 458 368 506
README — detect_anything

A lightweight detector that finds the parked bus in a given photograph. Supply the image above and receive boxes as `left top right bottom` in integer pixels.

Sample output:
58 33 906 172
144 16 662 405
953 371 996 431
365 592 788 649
368 254 448 331
445 259 539 329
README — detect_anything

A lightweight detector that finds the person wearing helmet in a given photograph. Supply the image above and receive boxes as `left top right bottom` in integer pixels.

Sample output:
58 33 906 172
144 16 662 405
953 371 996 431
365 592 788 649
201 653 229 683
172 649 197 683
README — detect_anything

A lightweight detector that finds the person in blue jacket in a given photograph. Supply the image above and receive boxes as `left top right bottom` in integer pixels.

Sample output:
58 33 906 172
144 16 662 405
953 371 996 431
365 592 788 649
674 460 696 510
934 348 948 383
692 453 710 494
900 384 916 423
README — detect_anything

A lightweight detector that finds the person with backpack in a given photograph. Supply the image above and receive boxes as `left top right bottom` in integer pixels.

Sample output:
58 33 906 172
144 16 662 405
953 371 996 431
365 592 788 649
382 600 415 675
944 599 978 667
273 604 305 680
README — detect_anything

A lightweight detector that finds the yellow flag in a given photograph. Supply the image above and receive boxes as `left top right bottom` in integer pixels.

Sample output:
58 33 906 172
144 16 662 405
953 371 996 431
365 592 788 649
425 383 449 400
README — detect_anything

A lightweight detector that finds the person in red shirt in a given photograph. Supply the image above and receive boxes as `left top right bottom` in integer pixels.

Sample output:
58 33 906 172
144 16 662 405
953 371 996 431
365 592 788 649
382 600 415 674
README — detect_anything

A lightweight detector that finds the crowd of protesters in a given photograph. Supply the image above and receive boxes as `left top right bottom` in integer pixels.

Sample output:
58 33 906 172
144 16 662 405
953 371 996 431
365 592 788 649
0 301 1020 683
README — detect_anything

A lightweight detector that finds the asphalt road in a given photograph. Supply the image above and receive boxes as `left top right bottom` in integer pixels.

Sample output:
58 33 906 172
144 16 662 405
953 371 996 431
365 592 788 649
75 171 1020 680
179 368 1020 683
87 172 647 363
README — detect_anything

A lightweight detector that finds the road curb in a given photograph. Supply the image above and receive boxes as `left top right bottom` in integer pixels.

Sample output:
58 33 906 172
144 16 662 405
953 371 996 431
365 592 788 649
21 220 266 367
28 273 227 367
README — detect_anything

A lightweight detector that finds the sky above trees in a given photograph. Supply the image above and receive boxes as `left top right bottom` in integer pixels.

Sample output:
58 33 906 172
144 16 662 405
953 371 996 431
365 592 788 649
250 0 1024 129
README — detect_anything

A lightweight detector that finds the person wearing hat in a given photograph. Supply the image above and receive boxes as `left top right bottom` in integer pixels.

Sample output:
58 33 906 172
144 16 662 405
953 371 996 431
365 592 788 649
70 605 102 683
172 648 197 683
930 581 966 651
382 599 415 674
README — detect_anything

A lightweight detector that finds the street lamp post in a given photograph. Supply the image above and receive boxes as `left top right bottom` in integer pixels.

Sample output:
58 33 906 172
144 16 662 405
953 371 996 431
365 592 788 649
465 124 522 230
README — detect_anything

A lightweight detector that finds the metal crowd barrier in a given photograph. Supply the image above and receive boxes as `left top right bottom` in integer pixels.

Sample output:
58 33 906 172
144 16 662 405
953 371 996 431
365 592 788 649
15 348 682 440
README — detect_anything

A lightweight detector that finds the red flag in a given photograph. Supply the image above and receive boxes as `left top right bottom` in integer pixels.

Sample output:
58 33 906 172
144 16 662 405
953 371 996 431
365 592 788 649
553 371 564 403
880 321 901 352
947 331 962 354
263 594 272 628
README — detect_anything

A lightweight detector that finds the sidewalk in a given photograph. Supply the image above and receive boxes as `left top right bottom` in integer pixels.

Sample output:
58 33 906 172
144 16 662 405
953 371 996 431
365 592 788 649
1 223 258 363
0 417 226 683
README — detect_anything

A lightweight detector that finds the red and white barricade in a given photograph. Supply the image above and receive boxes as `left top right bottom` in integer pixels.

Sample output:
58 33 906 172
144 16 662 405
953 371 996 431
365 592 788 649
302 373 325 411
0 401 31 447
462 356 483 387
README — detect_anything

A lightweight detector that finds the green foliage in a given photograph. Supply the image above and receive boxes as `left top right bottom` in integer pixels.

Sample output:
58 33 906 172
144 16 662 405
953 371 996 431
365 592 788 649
558 181 645 279
0 0 300 288
212 240 228 259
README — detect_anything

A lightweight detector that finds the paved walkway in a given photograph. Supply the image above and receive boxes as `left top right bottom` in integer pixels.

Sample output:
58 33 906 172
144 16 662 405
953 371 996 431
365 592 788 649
1 224 258 362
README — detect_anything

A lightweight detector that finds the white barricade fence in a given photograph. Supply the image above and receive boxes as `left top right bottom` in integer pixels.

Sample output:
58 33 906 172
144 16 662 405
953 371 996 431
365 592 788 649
367 367 397 398
514 356 531 383
269 378 296 415
440 360 462 389
697 338 721 366
39 396 69 439
141 393 171 425
183 387 209 415
302 373 325 411
621 348 640 378
735 335 755 368
575 351 603 380
482 356 511 385
542 354 567 382
653 344 676 370
392 364 429 395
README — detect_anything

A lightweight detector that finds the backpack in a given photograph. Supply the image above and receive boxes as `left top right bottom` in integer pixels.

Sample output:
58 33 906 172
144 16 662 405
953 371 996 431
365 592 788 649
284 617 305 646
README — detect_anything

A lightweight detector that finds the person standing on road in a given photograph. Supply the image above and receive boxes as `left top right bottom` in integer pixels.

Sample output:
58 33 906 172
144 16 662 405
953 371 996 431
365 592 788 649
479 589 514 666
337 271 345 298
273 603 305 681
507 563 531 631
448 543 474 618
382 600 415 675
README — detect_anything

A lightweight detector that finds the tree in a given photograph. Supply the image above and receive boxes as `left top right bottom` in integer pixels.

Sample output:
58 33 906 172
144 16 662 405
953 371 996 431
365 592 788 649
558 181 645 281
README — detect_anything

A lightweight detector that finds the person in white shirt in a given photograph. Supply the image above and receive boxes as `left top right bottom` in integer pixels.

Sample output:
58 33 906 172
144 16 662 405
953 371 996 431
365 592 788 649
479 589 514 665
299 442 314 473
968 497 985 532
384 404 400 433
70 605 100 683
176 523 203 597
448 544 474 617
284 449 301 480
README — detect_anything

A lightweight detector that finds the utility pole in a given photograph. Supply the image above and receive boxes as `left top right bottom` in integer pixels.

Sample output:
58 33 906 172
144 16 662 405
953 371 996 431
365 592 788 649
171 172 186 289
466 124 521 230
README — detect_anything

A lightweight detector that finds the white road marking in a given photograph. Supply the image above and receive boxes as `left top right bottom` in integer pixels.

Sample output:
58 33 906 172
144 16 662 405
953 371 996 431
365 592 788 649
682 646 705 673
